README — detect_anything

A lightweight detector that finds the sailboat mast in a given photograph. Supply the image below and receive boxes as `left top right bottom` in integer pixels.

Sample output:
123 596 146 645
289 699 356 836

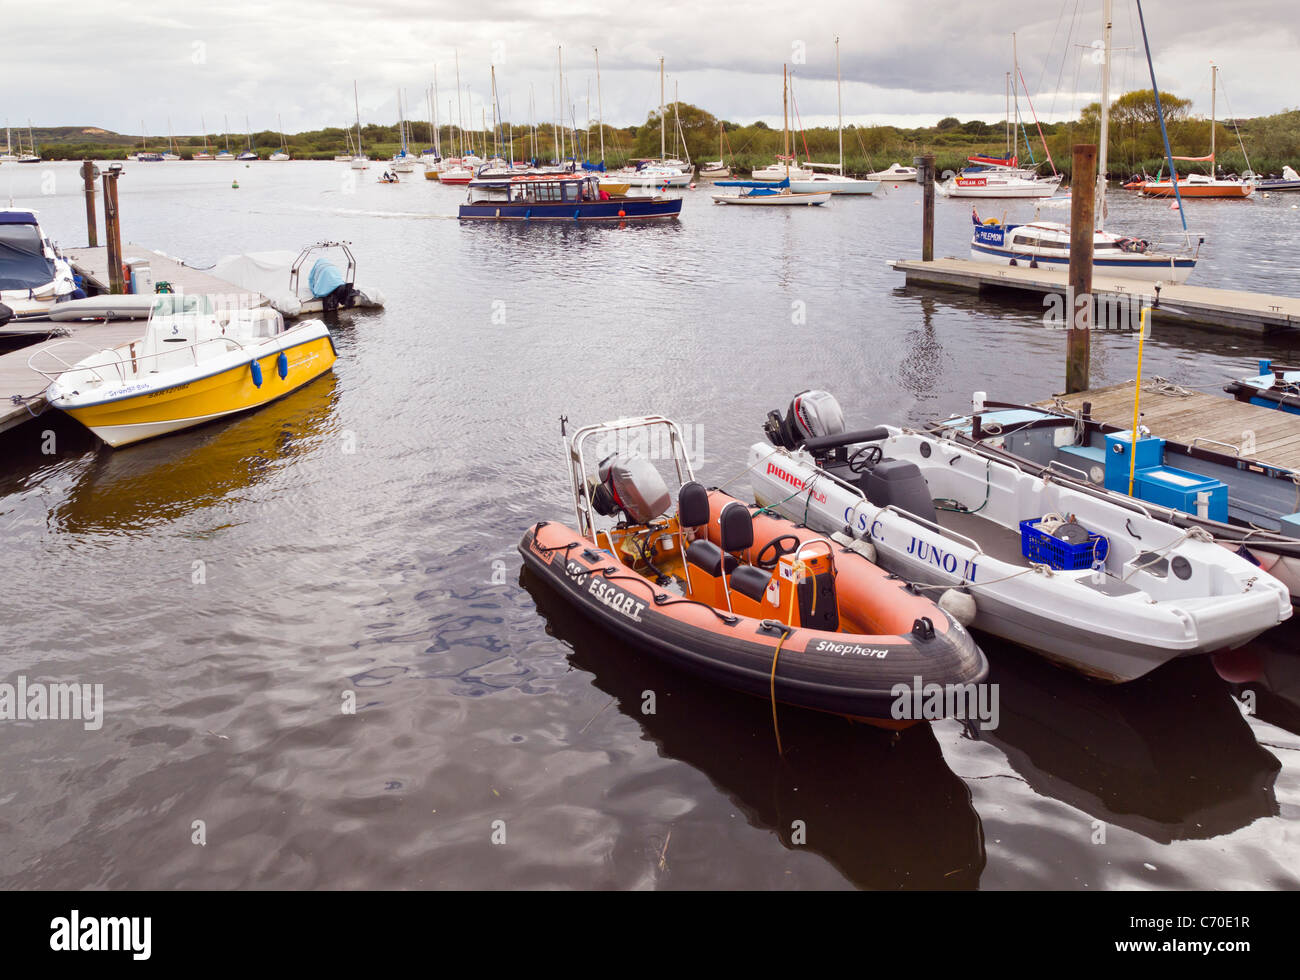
595 48 605 164
354 82 364 155
433 68 441 156
783 64 790 177
1096 0 1113 231
660 57 666 160
490 65 499 159
455 50 464 158
1012 34 1019 161
1210 63 1217 166
224 115 230 153
835 36 843 173
1005 73 1011 153
557 47 566 164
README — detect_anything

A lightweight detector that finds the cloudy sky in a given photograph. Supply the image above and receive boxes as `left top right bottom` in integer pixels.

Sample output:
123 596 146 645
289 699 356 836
4 0 1296 137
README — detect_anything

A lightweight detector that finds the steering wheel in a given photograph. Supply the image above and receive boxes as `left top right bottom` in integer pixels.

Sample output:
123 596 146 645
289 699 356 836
755 535 802 569
847 445 883 473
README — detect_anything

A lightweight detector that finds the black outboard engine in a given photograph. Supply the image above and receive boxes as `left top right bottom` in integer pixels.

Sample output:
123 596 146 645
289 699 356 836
589 453 671 524
0 302 12 328
764 390 846 449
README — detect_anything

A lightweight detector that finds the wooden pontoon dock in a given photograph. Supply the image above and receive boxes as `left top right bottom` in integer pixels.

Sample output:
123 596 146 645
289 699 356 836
1039 381 1300 472
890 258 1300 335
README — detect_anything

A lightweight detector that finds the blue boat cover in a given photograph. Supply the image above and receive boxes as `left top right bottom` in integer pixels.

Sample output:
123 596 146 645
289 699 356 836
307 258 346 298
0 218 54 290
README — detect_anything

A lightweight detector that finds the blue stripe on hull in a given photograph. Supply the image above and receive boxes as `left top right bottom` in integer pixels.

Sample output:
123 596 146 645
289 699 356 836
1248 395 1300 416
459 199 683 221
970 241 1195 269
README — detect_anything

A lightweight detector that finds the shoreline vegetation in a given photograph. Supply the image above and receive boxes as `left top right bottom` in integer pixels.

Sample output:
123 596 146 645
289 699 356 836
19 92 1300 180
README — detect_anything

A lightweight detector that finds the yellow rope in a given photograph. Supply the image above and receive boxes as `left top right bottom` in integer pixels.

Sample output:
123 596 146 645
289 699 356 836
770 559 808 757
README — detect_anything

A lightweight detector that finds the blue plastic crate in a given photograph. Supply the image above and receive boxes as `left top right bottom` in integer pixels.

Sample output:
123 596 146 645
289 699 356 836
1019 517 1109 570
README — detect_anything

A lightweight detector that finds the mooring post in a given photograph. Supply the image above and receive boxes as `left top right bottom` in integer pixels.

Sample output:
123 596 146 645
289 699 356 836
102 166 125 295
915 154 935 261
1066 144 1097 395
80 160 99 248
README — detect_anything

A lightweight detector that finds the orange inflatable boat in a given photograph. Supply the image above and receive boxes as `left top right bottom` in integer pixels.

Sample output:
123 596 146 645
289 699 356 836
519 415 988 726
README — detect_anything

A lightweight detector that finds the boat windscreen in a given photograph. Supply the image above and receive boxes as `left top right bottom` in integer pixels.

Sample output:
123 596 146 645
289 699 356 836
0 223 55 290
150 294 214 317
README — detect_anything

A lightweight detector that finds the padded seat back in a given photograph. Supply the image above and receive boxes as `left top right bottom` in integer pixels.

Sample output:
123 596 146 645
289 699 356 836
719 501 754 554
678 481 710 529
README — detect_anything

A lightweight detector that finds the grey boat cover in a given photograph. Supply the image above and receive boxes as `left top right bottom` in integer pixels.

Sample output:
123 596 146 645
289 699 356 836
0 212 55 291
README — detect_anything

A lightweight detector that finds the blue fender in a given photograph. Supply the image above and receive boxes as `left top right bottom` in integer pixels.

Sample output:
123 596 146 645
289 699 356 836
276 351 288 379
250 359 263 387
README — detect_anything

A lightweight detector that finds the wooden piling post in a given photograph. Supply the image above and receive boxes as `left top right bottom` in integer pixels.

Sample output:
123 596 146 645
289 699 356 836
914 154 935 261
80 161 99 248
102 167 125 295
1066 144 1097 394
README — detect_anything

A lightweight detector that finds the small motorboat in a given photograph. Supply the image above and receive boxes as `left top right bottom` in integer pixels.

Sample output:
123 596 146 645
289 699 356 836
788 167 880 196
929 396 1300 603
1225 359 1300 415
712 177 830 206
520 415 988 727
36 294 336 448
865 162 918 182
378 172 400 183
1257 165 1300 192
0 208 80 319
210 242 385 317
746 391 1291 682
937 155 1064 199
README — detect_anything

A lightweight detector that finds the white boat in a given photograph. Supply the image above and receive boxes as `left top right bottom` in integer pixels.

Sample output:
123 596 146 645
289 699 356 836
938 161 1063 198
269 115 291 160
38 295 337 448
866 162 918 181
787 40 880 196
193 116 214 159
217 117 235 159
210 242 386 317
748 391 1292 682
391 91 418 171
0 208 78 319
751 160 813 182
618 162 691 187
712 182 831 206
349 81 369 169
0 124 16 163
970 214 1198 283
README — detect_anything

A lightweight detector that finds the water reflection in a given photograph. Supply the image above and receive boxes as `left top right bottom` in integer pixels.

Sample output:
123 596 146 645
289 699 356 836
982 641 1280 844
52 373 338 534
520 566 986 890
1213 622 1300 738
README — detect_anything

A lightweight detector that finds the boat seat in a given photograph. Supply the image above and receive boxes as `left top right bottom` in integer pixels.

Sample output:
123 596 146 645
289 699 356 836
729 565 771 601
680 482 736 576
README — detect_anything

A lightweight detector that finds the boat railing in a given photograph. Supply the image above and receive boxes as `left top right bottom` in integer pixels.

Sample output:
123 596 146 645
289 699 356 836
29 334 253 387
1191 436 1242 456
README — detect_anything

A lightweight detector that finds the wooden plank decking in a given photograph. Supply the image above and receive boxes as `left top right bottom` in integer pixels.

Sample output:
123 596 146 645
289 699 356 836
1038 382 1300 472
0 321 150 436
890 258 1300 335
63 244 268 304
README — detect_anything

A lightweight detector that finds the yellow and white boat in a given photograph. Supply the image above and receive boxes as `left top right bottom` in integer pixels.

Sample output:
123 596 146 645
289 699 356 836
38 294 336 448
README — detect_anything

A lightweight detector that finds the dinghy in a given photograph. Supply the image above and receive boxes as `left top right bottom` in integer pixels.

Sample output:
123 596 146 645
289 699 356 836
746 392 1291 682
210 242 385 317
1225 359 1300 415
36 294 336 448
929 396 1300 602
520 415 988 726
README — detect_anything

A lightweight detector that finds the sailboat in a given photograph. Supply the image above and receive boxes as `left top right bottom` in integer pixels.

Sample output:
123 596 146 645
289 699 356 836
162 120 181 161
939 38 1062 198
615 57 691 187
391 91 417 171
0 124 16 163
129 124 163 162
270 115 291 161
237 117 258 160
713 66 831 206
789 39 879 195
350 82 371 170
1140 65 1254 199
968 0 1198 282
216 116 235 160
17 122 41 163
698 123 732 179
193 117 214 160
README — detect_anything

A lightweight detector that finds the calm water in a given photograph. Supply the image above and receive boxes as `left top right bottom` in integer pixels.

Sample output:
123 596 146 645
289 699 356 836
1 161 1298 889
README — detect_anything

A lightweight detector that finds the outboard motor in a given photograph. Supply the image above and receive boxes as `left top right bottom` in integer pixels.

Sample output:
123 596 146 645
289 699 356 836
590 453 671 524
0 302 12 328
764 390 845 449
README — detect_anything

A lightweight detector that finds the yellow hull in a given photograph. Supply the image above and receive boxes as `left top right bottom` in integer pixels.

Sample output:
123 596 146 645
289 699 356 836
424 169 440 180
65 335 337 447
